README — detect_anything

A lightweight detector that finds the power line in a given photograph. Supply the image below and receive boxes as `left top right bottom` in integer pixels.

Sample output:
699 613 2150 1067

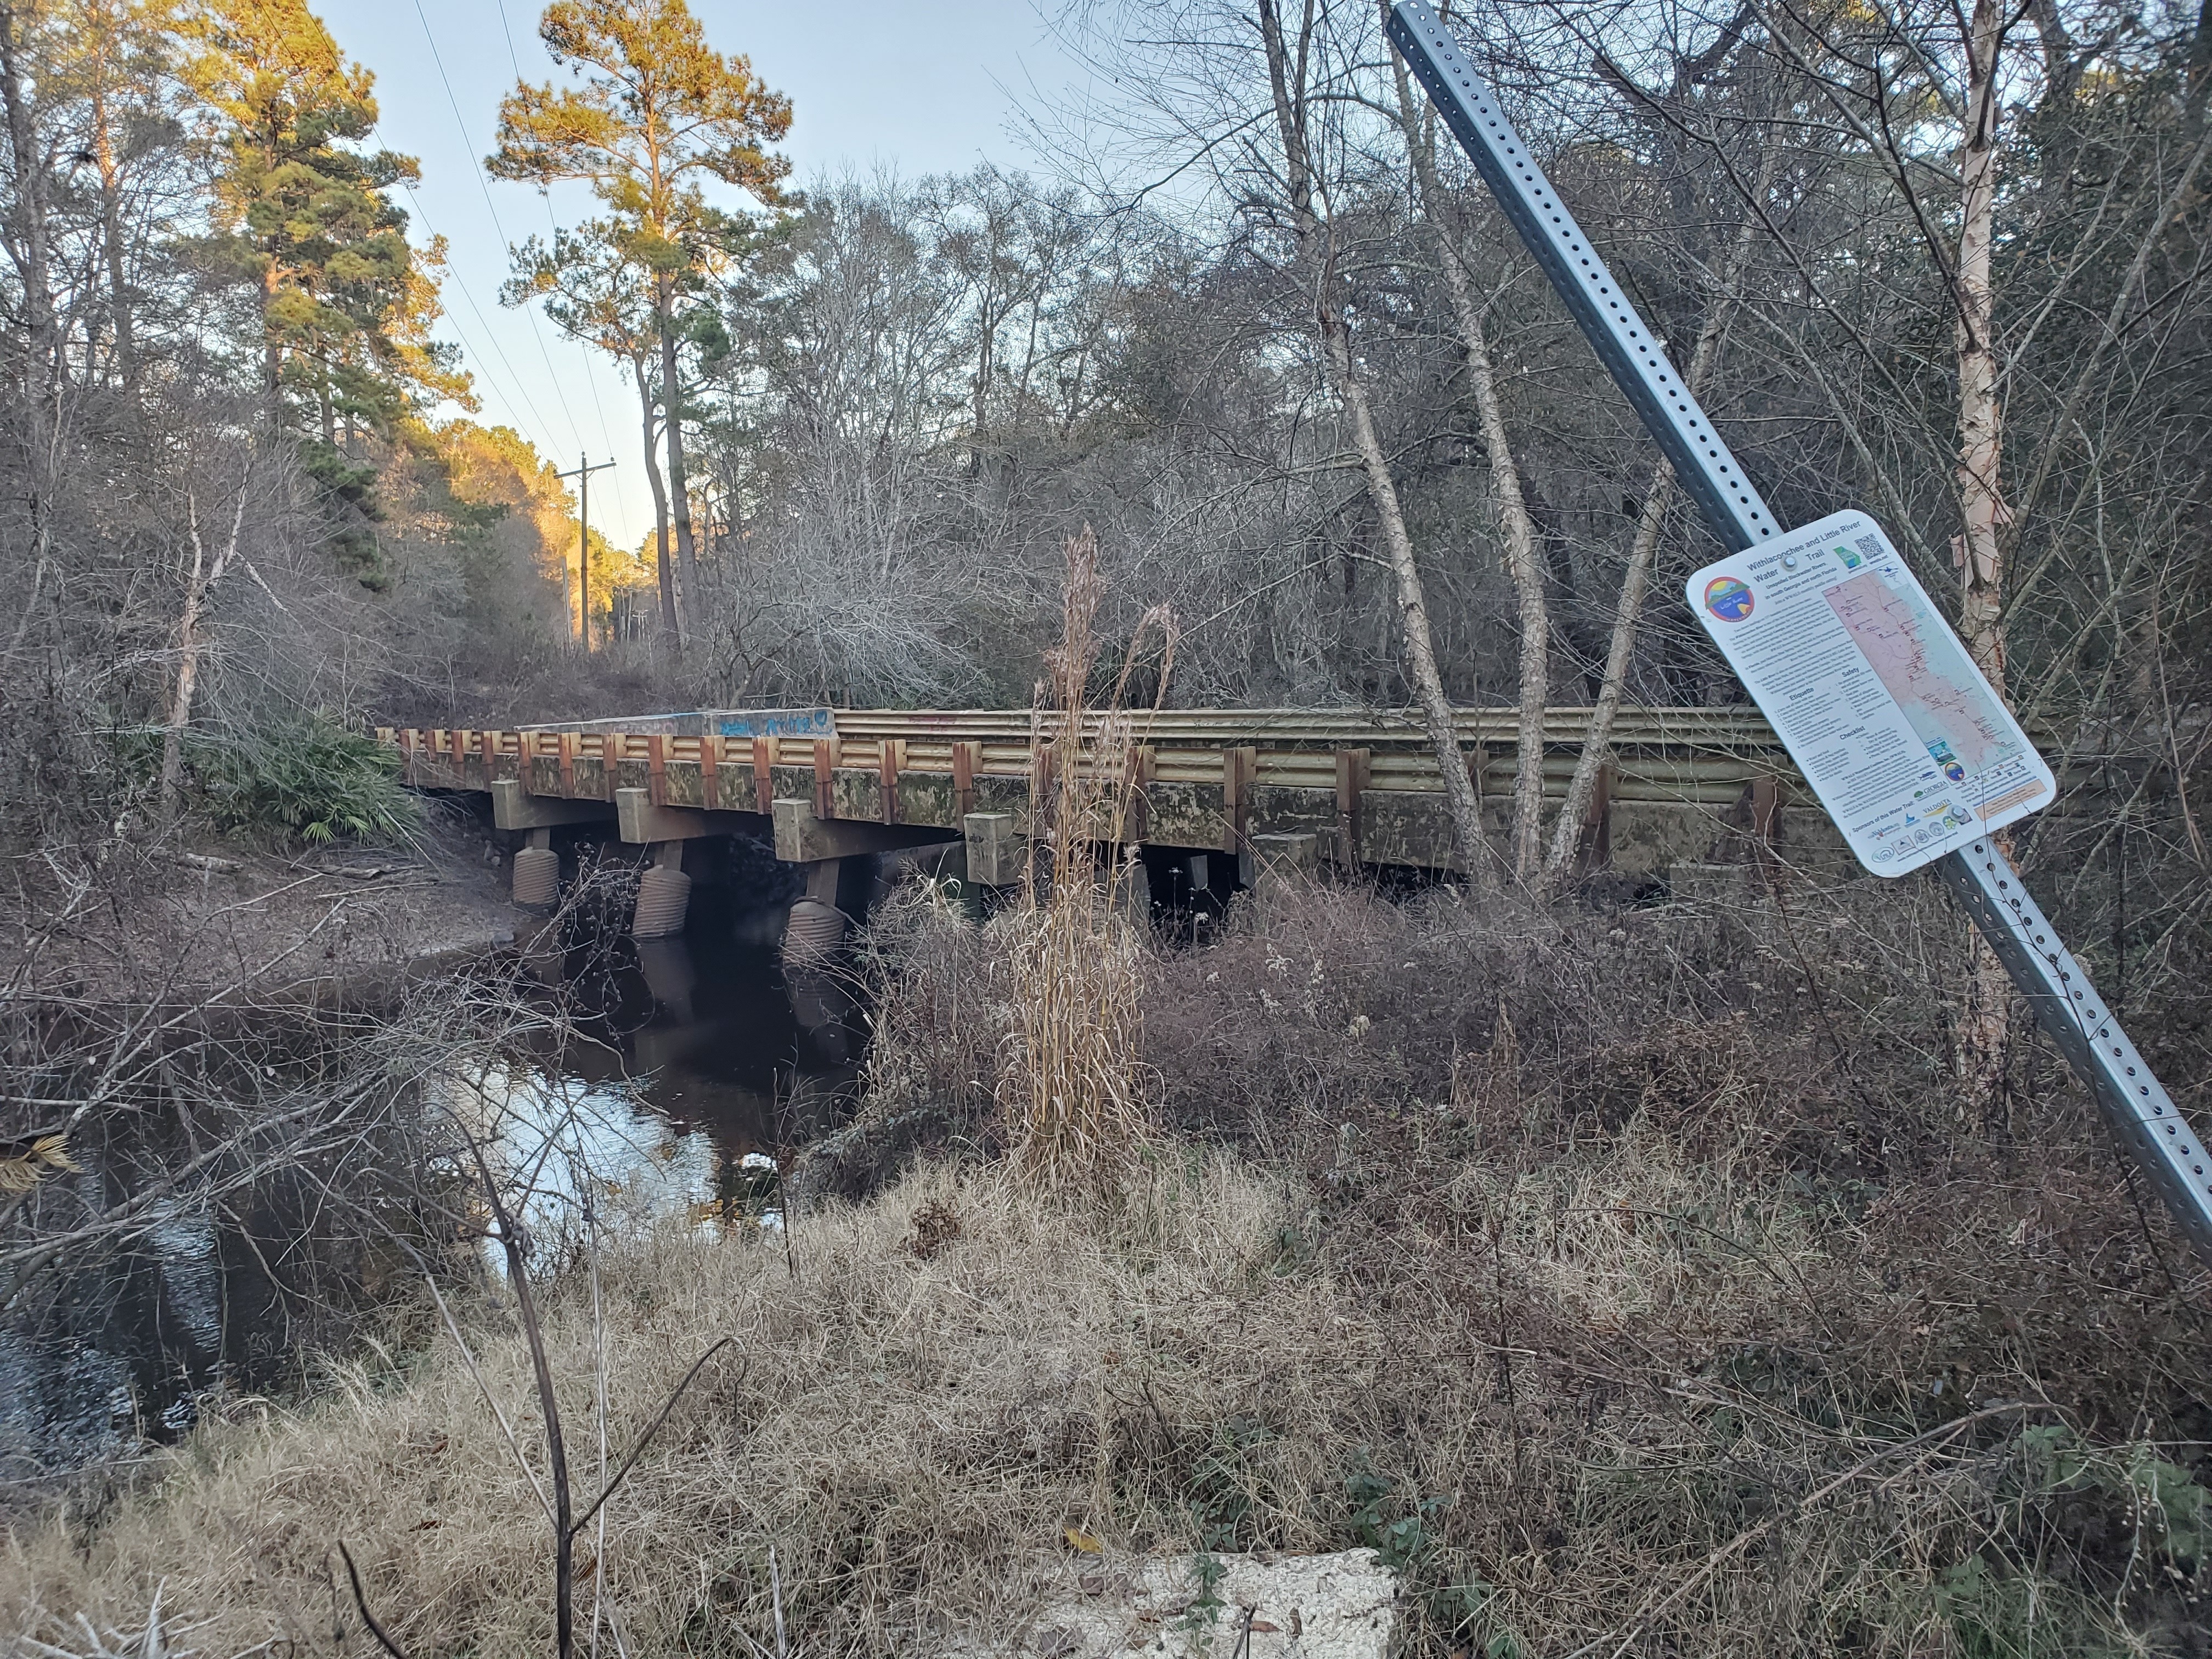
493 0 635 533
375 133 545 436
408 0 588 465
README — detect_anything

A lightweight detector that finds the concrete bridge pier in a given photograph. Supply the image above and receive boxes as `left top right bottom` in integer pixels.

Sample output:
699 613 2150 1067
613 787 771 940
1243 831 1322 901
493 780 613 912
772 797 956 966
633 840 692 940
512 828 560 910
1110 849 1150 922
962 812 1026 888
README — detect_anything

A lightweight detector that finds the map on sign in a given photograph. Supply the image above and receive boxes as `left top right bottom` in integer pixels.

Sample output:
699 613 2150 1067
1685 509 2055 876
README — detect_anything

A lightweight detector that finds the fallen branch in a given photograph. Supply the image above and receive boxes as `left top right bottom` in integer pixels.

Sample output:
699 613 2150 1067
337 1542 413 1659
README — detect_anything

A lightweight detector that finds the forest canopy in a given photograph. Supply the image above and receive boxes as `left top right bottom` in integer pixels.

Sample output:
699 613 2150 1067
0 0 2204 944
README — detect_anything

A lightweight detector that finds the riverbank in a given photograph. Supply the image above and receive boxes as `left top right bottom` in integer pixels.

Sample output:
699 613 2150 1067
7 879 2210 1656
1 809 520 1011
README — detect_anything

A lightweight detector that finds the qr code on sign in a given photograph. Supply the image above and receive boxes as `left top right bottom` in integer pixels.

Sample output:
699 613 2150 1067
1854 535 1882 560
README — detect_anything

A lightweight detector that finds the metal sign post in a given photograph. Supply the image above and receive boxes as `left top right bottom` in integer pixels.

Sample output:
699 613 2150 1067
1387 0 2212 1260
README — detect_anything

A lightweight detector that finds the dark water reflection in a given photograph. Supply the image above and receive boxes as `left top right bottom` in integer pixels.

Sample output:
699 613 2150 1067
0 906 865 1472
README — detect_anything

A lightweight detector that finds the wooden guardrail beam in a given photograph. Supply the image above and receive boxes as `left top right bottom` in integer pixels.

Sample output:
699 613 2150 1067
376 706 1863 876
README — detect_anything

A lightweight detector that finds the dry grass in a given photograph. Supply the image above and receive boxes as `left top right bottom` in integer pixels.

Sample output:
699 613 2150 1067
3 1157 1338 1657
10 875 2212 1657
997 528 1174 1192
7 1110 2199 1658
857 871 2212 1654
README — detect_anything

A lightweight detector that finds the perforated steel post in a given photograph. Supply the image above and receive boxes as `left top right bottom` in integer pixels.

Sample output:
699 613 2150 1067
1389 0 2212 1259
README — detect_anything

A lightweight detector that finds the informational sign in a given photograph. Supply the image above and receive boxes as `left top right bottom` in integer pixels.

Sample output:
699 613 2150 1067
1686 508 2055 876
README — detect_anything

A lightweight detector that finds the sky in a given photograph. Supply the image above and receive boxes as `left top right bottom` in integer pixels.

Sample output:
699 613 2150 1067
319 0 1090 553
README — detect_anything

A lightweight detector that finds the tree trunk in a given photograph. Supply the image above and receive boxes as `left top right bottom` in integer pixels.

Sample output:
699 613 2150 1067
1543 466 1674 879
1956 0 2006 696
89 70 137 393
1955 0 2012 1109
633 352 682 648
657 274 702 620
0 3 55 382
2 1 59 650
161 488 247 817
1542 146 1781 885
1261 0 1488 882
1389 48 1545 881
262 262 283 412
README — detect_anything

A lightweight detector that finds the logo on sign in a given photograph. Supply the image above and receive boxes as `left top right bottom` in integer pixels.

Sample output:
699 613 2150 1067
1703 576 1754 622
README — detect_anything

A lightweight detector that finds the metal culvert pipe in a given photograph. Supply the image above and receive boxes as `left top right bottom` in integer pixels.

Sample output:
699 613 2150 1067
632 865 692 939
782 898 848 968
511 845 559 909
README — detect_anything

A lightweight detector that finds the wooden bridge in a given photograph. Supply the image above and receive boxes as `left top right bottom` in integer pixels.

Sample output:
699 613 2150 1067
379 706 1823 933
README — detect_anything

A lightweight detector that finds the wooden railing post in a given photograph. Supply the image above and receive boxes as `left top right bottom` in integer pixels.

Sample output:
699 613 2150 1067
1335 747 1370 867
813 738 837 818
752 736 774 812
879 738 904 824
952 740 979 822
701 733 722 810
1221 745 1256 853
645 733 668 805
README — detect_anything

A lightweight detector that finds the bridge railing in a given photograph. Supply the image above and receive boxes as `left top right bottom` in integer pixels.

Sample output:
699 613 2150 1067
374 706 1843 874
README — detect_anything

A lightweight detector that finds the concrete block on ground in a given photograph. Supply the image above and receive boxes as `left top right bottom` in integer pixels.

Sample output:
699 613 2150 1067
964 811 1026 887
1005 1549 1397 1659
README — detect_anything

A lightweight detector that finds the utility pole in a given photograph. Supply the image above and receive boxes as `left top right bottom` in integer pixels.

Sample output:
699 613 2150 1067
555 454 615 651
1391 0 2212 1261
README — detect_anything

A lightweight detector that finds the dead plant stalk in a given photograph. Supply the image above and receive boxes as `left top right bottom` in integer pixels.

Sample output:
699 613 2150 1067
1002 527 1175 1191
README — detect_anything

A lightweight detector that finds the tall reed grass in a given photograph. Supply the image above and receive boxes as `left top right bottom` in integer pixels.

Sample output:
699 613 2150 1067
997 528 1176 1191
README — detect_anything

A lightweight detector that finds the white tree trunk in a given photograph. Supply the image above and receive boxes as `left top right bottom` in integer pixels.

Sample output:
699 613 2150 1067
160 488 247 817
1262 0 1488 881
1955 0 2012 1108
1541 146 1781 884
1956 0 2006 694
1388 49 1547 881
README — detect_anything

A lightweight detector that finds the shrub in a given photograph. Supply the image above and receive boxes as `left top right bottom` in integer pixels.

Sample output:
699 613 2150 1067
191 716 417 846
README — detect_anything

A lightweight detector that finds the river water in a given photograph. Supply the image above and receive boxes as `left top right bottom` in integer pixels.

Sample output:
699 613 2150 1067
0 911 867 1476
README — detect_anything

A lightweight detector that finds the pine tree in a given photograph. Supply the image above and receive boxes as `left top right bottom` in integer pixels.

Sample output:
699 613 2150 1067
183 0 467 440
490 0 789 644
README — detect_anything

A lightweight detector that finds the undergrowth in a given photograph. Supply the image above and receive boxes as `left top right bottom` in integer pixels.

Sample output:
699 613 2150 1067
100 712 418 848
5 878 2210 1657
188 716 416 847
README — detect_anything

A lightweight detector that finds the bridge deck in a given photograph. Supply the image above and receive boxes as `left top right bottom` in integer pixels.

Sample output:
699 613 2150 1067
379 706 1816 874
